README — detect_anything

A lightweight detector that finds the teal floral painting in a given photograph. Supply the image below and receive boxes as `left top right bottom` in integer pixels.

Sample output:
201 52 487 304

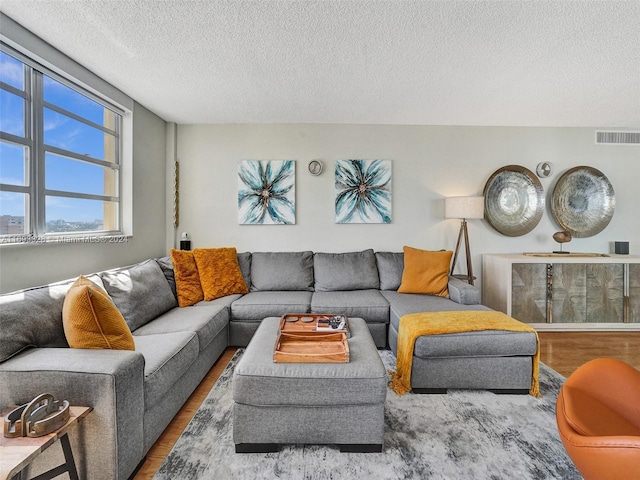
335 159 392 224
238 160 296 224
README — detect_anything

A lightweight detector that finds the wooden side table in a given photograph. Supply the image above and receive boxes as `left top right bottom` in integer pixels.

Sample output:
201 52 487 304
1 406 92 480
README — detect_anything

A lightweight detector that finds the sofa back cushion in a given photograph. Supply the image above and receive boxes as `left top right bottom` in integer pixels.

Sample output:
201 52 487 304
155 256 178 300
314 249 380 292
0 281 73 362
250 251 314 291
237 252 252 290
376 252 404 291
62 276 135 350
101 259 177 331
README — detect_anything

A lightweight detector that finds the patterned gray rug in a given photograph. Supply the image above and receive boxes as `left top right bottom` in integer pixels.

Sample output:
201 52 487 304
153 350 581 480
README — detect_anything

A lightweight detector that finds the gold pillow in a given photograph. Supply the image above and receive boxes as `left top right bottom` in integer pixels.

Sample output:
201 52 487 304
193 247 248 301
397 246 453 297
170 249 205 307
62 276 134 350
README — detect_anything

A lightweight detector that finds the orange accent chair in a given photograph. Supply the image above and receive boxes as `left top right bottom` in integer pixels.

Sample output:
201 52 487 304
556 358 640 480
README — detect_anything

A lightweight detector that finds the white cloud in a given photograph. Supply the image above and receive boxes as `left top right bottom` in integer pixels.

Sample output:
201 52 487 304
0 57 23 88
0 190 26 216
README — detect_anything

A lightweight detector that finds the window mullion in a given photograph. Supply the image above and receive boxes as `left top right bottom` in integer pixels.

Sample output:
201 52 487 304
43 101 117 136
31 70 45 237
43 144 120 170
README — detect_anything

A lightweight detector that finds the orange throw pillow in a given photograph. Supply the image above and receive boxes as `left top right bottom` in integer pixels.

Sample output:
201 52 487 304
171 249 205 307
397 246 453 297
193 247 249 301
62 276 134 350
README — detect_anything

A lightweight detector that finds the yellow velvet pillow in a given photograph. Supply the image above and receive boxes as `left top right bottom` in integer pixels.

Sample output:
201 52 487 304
397 246 453 297
62 276 134 350
193 247 249 301
170 249 205 307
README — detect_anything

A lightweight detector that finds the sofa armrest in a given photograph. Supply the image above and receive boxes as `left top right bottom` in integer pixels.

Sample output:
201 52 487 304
0 347 145 480
447 276 481 305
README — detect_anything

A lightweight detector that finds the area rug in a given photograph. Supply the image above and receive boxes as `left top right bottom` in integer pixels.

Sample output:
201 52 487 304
153 350 580 480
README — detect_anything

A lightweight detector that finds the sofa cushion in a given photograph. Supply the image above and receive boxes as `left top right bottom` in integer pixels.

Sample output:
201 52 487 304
155 256 178 300
231 291 313 321
250 251 314 291
63 276 134 350
314 249 379 291
398 246 452 297
133 303 228 352
311 289 389 322
381 290 491 331
376 252 404 291
193 247 248 301
237 252 252 291
0 278 87 362
101 259 177 332
195 294 243 308
413 329 538 359
133 331 199 409
170 249 205 307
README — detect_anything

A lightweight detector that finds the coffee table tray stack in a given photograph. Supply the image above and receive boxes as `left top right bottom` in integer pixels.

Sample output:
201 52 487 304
273 332 349 363
274 314 351 363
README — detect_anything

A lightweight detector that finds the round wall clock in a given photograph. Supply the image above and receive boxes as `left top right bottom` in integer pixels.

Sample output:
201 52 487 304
308 160 323 176
536 162 553 178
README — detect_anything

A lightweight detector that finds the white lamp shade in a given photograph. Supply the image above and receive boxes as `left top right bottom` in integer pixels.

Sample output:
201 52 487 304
445 196 485 220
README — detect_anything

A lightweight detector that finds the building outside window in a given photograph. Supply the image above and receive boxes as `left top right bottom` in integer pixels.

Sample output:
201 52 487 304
0 46 124 241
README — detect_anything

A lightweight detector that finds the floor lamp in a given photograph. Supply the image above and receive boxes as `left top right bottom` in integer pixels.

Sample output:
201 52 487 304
445 196 484 286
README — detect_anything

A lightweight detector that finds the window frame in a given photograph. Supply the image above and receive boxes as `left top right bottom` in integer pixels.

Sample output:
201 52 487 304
0 23 133 244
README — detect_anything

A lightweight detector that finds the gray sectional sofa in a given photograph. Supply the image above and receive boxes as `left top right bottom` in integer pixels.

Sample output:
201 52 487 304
0 249 484 480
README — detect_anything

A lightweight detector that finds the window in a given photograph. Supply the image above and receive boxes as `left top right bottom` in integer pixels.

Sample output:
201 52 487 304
0 46 123 242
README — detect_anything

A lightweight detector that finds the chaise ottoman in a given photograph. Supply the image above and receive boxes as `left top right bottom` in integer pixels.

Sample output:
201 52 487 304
390 311 539 394
232 317 387 453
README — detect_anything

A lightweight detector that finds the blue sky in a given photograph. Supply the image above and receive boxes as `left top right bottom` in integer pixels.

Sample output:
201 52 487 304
0 51 115 224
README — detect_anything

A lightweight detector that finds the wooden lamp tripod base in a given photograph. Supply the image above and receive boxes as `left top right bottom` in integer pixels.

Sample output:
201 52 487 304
450 219 475 286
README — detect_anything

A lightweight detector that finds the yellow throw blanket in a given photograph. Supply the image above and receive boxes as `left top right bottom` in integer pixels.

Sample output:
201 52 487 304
389 311 541 397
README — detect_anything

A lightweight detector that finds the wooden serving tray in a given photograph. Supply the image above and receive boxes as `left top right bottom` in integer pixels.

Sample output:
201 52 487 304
278 313 350 337
273 331 350 363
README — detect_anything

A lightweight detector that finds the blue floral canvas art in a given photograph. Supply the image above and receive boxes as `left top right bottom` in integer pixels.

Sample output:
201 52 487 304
238 160 296 224
335 159 392 224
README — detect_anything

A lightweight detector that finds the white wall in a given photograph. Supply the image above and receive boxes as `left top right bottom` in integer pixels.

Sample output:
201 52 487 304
174 124 639 290
0 103 167 293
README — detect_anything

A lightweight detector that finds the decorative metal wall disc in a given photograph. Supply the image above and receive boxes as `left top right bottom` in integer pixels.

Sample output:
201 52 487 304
483 165 545 236
551 166 615 238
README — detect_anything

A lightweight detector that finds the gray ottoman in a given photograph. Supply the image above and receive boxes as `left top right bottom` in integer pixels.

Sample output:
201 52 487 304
232 317 387 453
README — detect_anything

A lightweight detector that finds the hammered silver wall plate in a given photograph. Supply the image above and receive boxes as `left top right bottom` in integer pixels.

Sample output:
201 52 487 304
551 166 615 238
483 165 545 236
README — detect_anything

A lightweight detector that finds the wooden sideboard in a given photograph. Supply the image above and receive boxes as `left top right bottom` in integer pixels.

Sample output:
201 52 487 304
482 253 640 331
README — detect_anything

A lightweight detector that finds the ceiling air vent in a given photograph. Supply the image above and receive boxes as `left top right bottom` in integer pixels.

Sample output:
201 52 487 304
595 131 640 145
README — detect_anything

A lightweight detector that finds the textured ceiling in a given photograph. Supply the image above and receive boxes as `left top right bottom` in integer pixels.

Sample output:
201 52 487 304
1 0 639 127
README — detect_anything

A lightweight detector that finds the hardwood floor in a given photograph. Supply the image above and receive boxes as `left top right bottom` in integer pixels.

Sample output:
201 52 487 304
132 332 640 479
538 331 640 377
132 348 238 480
